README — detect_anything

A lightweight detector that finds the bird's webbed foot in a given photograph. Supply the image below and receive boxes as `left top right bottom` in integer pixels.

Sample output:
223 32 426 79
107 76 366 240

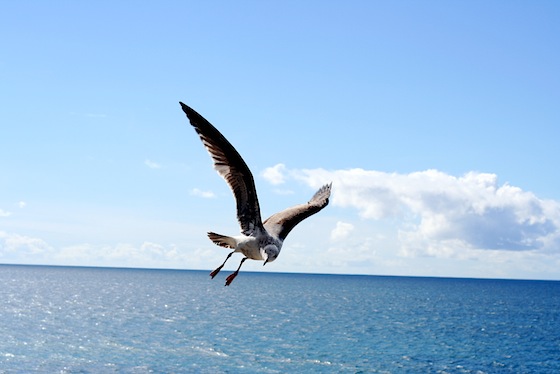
210 265 224 279
224 257 248 286
210 251 234 279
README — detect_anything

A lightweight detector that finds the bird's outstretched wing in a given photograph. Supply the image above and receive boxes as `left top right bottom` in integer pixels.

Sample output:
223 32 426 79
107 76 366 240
180 102 263 236
263 183 332 240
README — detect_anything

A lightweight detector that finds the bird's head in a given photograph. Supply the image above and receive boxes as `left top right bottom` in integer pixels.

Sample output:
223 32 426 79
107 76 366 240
261 244 279 266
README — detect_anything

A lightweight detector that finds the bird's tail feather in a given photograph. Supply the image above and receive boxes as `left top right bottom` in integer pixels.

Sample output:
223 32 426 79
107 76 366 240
207 232 236 249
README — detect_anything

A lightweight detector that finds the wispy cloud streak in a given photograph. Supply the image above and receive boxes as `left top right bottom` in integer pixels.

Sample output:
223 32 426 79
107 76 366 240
0 209 12 217
144 159 162 169
190 188 216 199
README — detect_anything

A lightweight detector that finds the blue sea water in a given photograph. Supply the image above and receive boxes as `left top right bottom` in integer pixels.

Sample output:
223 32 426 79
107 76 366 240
0 265 559 373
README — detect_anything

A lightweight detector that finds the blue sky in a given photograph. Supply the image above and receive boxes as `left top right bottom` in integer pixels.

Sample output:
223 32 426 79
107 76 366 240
1 1 559 280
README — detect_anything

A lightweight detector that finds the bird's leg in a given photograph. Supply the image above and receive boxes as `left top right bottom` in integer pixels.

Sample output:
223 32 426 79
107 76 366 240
210 251 235 279
225 257 248 286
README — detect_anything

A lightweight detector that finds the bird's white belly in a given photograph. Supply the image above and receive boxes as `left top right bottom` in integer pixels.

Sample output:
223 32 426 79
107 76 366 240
235 236 263 260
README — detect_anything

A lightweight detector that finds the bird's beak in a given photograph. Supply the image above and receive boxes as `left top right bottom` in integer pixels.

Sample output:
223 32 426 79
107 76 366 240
263 259 268 266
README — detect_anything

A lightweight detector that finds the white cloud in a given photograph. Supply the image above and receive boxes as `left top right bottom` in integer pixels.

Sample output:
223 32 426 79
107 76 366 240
0 231 52 257
190 188 216 199
3 163 559 279
330 221 355 241
0 229 197 269
54 241 214 269
290 167 560 258
0 202 27 217
145 159 162 169
262 163 287 185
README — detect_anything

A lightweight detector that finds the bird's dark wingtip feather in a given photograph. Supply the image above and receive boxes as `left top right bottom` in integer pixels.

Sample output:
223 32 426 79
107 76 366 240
179 102 208 127
179 102 194 116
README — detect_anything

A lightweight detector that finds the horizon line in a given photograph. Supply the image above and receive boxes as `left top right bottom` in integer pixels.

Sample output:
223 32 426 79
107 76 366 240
1 262 558 283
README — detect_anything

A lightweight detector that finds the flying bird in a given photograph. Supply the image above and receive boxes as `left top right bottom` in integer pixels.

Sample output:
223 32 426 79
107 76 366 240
180 102 331 286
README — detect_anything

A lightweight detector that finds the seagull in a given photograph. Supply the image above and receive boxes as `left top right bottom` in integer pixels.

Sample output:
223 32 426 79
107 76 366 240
180 102 331 286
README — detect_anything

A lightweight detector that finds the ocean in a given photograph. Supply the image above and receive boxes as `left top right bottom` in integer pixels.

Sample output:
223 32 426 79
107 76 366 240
0 265 558 373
